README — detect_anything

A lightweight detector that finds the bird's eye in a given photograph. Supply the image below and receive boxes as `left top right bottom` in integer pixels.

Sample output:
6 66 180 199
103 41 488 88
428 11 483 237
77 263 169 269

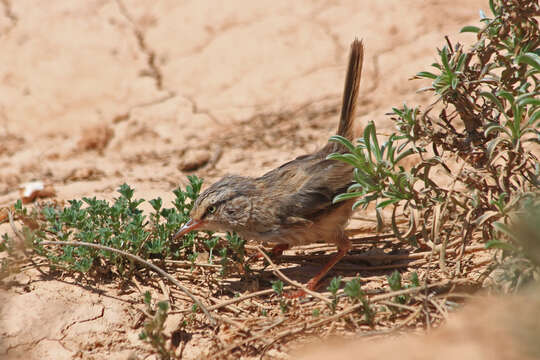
208 205 216 214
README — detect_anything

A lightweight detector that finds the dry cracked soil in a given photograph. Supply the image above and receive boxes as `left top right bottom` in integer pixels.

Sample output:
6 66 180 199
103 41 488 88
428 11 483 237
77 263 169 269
3 1 534 359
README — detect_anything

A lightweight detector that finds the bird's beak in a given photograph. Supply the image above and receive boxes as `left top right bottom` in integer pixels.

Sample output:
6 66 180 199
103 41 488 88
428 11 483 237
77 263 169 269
173 219 204 240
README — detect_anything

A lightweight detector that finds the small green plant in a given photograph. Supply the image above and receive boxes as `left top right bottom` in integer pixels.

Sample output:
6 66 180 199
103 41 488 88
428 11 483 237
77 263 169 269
185 252 198 273
272 280 288 313
1 176 209 277
329 121 419 211
409 271 420 287
139 291 174 360
226 232 246 260
387 271 419 304
330 0 539 284
327 276 342 314
485 195 540 291
218 232 248 276
387 271 406 304
204 236 219 264
344 278 374 325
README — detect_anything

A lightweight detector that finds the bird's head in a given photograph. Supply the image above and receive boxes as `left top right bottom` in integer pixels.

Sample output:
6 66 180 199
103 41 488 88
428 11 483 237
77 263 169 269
173 175 255 240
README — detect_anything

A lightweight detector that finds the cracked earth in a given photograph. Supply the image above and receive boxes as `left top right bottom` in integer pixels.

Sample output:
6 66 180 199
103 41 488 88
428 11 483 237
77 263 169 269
0 0 496 358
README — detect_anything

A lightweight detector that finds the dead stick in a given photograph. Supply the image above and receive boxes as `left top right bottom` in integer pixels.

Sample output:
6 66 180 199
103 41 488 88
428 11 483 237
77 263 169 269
346 231 396 240
172 287 291 314
161 259 221 268
279 280 459 337
216 279 460 356
439 162 466 270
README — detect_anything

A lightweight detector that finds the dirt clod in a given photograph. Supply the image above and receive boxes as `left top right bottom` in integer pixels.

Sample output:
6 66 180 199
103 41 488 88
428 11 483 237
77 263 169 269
77 124 114 153
178 149 211 172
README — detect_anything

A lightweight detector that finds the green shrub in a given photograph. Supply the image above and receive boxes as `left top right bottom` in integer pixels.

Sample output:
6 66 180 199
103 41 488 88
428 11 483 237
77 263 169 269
331 0 539 285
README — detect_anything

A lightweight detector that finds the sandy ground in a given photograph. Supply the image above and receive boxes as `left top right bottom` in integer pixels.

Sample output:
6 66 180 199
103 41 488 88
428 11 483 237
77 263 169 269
299 290 540 360
0 0 506 358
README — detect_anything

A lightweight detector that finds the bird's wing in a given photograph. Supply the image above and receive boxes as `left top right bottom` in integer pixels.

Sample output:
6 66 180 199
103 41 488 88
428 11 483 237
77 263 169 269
258 155 352 225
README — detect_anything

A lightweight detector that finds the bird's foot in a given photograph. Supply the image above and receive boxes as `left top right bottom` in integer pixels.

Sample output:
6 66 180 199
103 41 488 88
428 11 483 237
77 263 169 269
283 289 306 299
268 243 291 257
284 244 350 298
254 243 290 260
283 279 318 299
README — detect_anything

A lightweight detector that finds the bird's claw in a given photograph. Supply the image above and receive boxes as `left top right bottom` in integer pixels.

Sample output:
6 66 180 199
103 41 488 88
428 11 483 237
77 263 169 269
284 289 306 299
283 279 318 299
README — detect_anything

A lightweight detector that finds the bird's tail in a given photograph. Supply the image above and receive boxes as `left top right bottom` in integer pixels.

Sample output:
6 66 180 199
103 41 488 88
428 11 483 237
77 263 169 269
323 39 364 154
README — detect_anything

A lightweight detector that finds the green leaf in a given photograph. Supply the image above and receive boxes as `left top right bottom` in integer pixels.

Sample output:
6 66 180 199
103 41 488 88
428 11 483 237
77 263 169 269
144 291 151 305
366 121 382 162
157 301 169 312
344 278 362 299
460 25 480 33
456 53 467 71
333 191 364 204
117 183 134 200
485 240 518 253
518 97 540 107
272 280 284 296
440 46 451 72
416 71 438 79
352 199 368 210
394 148 416 164
529 110 540 125
327 276 342 295
387 271 402 291
376 198 401 208
347 183 363 192
451 76 459 90
328 135 356 153
485 123 507 137
363 123 373 161
486 137 508 159
488 0 498 16
409 272 420 287
492 222 517 241
479 92 505 114
327 153 363 168
515 52 540 71
149 197 162 211
473 211 500 226
496 90 515 106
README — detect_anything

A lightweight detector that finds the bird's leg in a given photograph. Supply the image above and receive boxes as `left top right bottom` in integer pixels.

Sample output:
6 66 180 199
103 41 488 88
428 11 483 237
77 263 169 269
285 235 351 298
269 243 290 257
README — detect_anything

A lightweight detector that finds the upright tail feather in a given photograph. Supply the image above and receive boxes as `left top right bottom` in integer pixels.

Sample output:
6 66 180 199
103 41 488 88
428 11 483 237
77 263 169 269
337 39 364 141
323 39 364 154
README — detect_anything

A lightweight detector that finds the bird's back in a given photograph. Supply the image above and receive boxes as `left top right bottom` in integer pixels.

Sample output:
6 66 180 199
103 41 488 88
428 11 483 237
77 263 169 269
245 40 364 245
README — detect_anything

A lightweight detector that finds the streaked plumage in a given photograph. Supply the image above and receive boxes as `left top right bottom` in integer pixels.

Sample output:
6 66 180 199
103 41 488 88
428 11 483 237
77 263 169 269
175 40 364 293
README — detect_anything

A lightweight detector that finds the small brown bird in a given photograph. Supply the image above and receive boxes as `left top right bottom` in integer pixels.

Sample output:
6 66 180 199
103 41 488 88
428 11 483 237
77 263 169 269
174 39 364 294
